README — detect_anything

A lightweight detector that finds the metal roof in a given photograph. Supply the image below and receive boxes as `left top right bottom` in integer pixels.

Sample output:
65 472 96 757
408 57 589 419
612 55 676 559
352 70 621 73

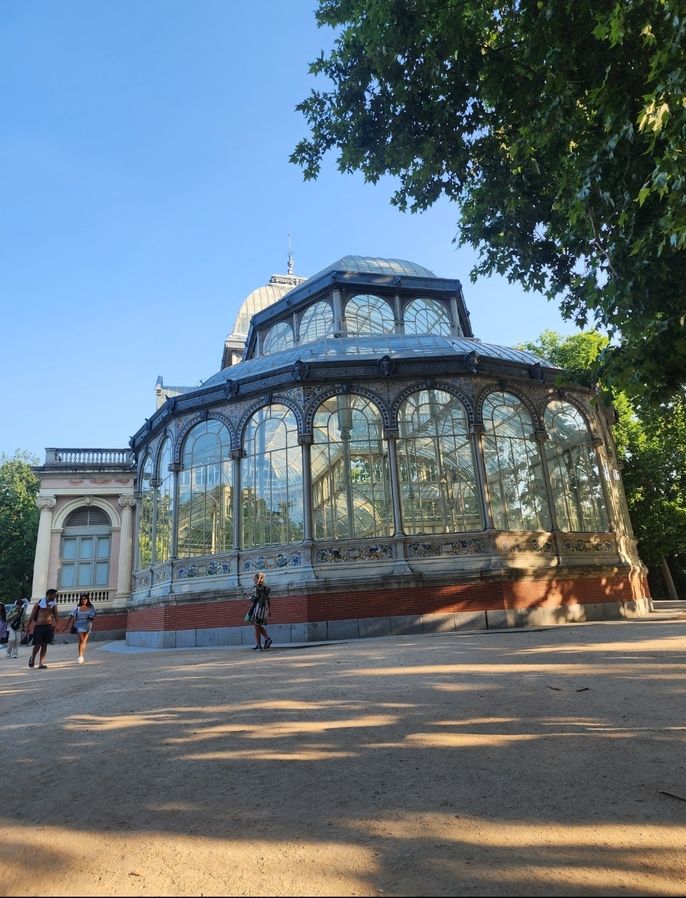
201 335 554 389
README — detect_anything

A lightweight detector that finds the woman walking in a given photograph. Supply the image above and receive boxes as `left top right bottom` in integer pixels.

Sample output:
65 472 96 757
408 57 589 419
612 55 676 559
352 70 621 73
245 572 273 651
63 592 97 664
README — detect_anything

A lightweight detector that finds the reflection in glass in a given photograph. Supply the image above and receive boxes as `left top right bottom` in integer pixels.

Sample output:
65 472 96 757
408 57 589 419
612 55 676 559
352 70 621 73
312 395 392 540
241 405 303 548
544 401 608 531
482 391 551 530
177 421 232 557
138 454 154 568
155 438 174 562
397 389 482 533
404 298 451 336
344 294 394 336
263 320 294 355
299 301 334 343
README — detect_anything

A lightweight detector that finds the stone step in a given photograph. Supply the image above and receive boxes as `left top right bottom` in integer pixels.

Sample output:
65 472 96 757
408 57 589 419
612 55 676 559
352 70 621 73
652 599 686 611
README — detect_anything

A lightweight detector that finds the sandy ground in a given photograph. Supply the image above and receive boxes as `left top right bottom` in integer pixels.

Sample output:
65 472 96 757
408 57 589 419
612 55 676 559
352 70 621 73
2 616 686 897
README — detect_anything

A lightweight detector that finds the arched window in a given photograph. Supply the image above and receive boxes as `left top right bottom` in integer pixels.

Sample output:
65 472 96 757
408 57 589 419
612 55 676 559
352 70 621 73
544 401 609 531
155 438 174 562
312 395 391 540
60 506 112 590
138 455 153 568
344 294 394 336
177 420 232 557
299 301 334 343
262 320 294 354
397 389 482 534
404 298 451 336
241 405 303 548
482 391 551 531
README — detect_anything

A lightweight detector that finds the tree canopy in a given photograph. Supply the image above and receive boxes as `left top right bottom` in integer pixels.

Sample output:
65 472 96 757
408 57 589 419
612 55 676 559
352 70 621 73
291 0 686 401
0 451 39 600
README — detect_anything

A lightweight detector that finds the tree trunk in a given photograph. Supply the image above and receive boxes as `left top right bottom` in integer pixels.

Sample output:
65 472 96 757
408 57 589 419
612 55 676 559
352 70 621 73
660 555 679 600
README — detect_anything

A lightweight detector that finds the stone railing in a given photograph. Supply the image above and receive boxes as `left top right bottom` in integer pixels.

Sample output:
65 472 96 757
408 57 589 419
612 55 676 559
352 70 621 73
43 448 135 467
56 588 114 606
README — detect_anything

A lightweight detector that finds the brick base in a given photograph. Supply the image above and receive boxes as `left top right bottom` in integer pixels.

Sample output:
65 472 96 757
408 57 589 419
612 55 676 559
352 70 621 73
125 572 652 648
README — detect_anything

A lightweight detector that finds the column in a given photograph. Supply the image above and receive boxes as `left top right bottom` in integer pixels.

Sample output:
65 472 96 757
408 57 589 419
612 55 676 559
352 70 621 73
31 496 56 599
387 433 412 575
228 450 241 587
332 288 344 336
470 424 494 530
115 495 136 605
298 436 316 580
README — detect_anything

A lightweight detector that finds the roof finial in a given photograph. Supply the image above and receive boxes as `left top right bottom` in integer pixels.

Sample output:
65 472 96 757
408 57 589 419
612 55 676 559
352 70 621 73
287 233 294 275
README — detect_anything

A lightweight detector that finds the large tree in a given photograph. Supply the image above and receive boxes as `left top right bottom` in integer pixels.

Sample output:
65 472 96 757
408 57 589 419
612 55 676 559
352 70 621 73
0 451 39 600
291 0 686 401
519 330 686 597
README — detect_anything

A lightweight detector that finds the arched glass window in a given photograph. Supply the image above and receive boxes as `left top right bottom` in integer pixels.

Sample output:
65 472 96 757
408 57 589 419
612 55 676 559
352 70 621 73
155 437 174 563
262 320 294 355
344 294 394 336
138 455 153 568
60 506 112 590
177 420 232 557
544 401 609 531
482 391 551 531
241 404 303 548
299 301 334 343
312 395 392 540
397 389 482 534
404 298 451 336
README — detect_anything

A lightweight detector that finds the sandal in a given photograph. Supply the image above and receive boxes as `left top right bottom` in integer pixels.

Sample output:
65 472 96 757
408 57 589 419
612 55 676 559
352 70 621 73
28 657 34 668
39 664 48 669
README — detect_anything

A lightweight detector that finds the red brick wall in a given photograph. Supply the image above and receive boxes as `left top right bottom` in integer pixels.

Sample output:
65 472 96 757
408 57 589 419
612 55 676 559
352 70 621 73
126 573 646 632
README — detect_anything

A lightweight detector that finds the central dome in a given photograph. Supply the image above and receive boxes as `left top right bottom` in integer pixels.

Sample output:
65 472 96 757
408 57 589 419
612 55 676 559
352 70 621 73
309 255 437 280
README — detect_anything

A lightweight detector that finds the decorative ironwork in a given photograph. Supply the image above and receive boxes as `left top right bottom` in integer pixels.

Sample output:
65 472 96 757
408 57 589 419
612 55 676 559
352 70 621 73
315 543 394 563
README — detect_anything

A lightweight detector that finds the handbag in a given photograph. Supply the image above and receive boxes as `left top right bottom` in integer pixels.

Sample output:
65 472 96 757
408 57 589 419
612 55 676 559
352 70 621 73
70 624 78 634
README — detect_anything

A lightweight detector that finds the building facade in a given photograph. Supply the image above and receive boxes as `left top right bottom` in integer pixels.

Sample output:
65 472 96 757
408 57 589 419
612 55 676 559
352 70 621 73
33 256 651 645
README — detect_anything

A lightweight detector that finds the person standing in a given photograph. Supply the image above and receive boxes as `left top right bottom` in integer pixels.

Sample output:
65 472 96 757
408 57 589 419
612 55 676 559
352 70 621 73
27 588 59 669
0 604 8 655
6 598 27 660
62 592 97 664
245 572 273 651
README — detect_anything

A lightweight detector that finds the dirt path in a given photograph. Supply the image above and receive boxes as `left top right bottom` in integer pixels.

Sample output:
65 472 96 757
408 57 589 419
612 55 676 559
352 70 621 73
2 619 686 897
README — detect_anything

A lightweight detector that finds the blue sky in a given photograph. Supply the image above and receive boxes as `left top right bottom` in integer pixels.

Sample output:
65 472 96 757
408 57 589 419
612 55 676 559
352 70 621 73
0 0 580 462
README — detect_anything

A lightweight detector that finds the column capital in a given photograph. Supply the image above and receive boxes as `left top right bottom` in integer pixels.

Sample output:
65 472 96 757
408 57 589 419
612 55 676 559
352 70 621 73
36 496 56 510
118 495 136 509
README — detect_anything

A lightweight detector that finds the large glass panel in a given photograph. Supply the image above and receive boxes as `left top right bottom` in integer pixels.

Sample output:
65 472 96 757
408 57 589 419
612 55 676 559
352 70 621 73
262 320 294 355
397 389 482 534
482 391 551 530
62 538 77 561
404 298 451 336
138 454 154 568
544 401 609 531
312 395 392 540
155 438 174 563
241 404 303 548
177 420 232 558
299 301 334 343
344 294 394 336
